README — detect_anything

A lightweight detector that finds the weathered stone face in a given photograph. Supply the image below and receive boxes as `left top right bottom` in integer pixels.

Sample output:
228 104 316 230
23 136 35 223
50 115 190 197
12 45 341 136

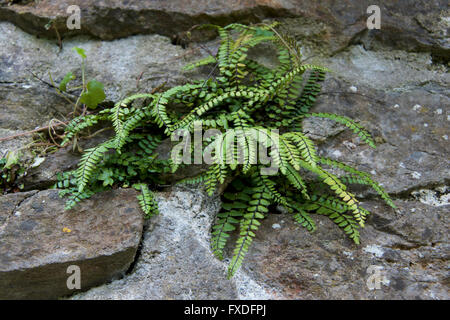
0 0 448 300
308 76 450 196
231 201 449 299
72 185 274 300
0 0 449 58
0 189 143 299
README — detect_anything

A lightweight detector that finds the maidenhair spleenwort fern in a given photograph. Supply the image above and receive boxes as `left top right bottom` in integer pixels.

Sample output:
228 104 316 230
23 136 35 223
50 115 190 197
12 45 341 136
57 22 396 278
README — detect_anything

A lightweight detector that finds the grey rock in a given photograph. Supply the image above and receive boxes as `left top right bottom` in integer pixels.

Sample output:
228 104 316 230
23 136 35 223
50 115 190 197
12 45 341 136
19 131 113 191
0 1 448 301
0 21 189 109
0 0 448 58
0 128 33 162
311 74 449 195
0 188 144 299
324 45 449 91
233 200 449 299
18 147 80 191
72 185 276 300
0 83 71 131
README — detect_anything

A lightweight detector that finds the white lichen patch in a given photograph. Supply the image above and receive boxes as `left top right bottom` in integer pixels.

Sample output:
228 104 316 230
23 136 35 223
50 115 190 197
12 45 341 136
233 269 279 300
411 171 422 179
363 245 384 258
343 251 354 260
331 149 342 158
343 140 357 150
411 186 449 207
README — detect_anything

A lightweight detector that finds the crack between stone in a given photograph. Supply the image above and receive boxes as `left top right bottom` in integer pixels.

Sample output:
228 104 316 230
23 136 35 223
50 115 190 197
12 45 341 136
0 190 38 234
124 218 150 275
388 179 450 200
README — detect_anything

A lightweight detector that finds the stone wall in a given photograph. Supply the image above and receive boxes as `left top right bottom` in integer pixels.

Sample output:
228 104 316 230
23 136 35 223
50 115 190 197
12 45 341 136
0 1 448 299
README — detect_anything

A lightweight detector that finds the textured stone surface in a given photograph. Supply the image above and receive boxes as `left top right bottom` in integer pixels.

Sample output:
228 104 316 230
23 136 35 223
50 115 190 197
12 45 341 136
324 45 449 90
0 20 191 157
308 77 449 196
233 200 449 299
18 132 113 191
0 128 33 161
17 146 80 191
0 189 143 299
0 1 448 300
72 186 277 300
0 21 189 123
1 0 448 58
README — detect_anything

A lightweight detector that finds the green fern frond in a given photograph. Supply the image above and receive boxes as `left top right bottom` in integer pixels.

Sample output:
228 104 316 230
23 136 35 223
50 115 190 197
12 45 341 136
256 174 290 207
76 140 114 192
211 209 242 260
319 157 395 208
339 174 396 209
283 132 318 166
64 189 96 210
183 55 217 71
302 195 360 244
135 183 159 218
111 93 155 141
283 163 309 200
291 208 316 232
298 160 366 226
228 184 270 278
177 172 209 185
61 114 108 146
204 164 227 196
303 113 376 148
116 110 153 152
58 22 394 280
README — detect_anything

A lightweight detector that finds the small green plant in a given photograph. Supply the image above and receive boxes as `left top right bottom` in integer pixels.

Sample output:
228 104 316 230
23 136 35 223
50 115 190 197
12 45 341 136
57 23 395 277
0 151 25 192
50 47 106 115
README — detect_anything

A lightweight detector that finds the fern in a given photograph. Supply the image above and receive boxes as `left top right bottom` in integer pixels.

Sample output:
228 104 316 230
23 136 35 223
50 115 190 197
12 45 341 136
291 208 316 232
183 55 216 71
64 189 96 210
76 140 114 192
301 195 361 244
283 132 318 166
302 113 376 148
135 183 159 218
61 114 108 146
228 181 270 278
293 69 326 116
319 156 395 208
57 22 395 279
